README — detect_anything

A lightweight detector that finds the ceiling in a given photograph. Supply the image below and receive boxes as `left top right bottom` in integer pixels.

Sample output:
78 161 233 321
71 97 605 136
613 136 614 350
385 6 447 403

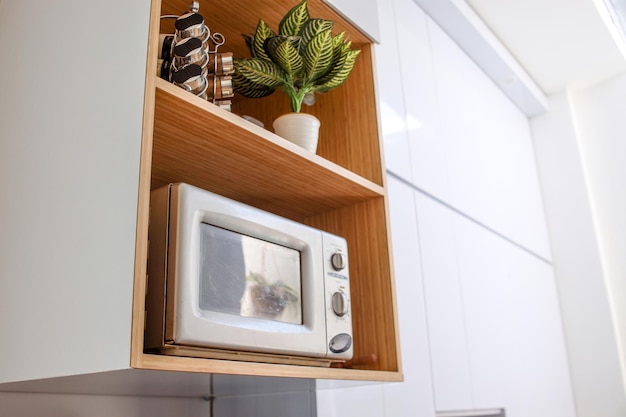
465 0 626 94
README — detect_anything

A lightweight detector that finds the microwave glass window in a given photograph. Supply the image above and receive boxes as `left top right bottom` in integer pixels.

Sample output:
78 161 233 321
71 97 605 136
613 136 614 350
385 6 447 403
198 223 303 325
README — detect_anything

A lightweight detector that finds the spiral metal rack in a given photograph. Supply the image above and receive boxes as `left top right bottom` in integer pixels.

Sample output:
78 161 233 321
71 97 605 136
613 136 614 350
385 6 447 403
158 1 235 111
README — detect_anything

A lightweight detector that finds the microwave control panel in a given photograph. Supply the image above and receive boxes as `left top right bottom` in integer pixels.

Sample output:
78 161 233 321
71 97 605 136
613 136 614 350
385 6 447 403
322 233 353 360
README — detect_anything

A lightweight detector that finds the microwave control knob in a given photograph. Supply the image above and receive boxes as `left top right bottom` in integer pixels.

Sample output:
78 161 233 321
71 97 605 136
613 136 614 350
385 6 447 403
331 252 346 271
329 333 352 354
332 291 349 317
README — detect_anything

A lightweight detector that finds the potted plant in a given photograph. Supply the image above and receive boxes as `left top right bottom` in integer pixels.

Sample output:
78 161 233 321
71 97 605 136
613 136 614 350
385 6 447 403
233 0 360 153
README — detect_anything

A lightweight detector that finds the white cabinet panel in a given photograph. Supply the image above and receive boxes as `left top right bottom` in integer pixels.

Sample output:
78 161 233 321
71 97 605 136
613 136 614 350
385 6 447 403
415 193 473 411
0 0 150 383
424 19 551 260
454 217 509 410
375 0 412 180
503 253 576 417
378 0 551 258
417 193 575 416
384 177 436 417
393 0 450 200
428 20 488 223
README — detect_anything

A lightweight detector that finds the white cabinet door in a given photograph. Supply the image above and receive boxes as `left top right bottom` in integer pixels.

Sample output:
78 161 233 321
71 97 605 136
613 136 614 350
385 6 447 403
454 216 510 410
416 193 473 411
375 0 412 180
384 177 436 417
417 192 575 415
425 19 552 260
503 252 576 417
378 0 551 259
394 0 449 200
0 0 150 383
455 212 575 416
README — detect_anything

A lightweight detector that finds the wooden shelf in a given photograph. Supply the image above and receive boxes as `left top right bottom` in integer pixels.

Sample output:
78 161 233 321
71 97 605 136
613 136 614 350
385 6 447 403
135 352 401 381
152 79 384 220
130 0 402 382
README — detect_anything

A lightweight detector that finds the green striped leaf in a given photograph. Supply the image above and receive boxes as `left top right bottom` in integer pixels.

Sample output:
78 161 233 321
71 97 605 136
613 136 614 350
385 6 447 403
264 35 300 61
234 58 286 88
273 40 304 77
298 18 333 53
232 71 276 98
332 31 346 50
303 29 334 81
314 49 360 92
279 0 310 36
332 32 352 57
253 19 275 60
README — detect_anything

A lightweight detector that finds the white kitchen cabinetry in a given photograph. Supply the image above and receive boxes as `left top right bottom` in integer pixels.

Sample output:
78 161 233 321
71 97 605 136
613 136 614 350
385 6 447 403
401 14 552 261
376 0 412 181
0 0 150 383
503 249 576 417
382 177 436 417
432 17 551 260
454 215 510 410
415 193 474 411
417 193 576 417
394 0 449 200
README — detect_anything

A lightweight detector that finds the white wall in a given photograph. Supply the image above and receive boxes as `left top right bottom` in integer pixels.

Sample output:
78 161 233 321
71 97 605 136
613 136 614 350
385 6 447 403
531 79 626 417
571 73 626 377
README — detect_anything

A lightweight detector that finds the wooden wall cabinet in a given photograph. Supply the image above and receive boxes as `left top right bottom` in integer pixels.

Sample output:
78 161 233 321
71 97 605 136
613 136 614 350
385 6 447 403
131 0 401 381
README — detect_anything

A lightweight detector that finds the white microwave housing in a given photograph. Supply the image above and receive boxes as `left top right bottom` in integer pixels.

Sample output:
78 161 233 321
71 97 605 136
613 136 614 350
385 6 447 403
145 183 353 362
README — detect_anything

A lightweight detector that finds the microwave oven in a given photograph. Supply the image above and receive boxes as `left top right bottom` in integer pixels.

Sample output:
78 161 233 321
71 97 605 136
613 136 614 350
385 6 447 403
144 183 353 364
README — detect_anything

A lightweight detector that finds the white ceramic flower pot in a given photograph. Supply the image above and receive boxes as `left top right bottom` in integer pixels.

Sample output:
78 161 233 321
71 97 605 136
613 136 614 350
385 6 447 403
272 113 321 153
